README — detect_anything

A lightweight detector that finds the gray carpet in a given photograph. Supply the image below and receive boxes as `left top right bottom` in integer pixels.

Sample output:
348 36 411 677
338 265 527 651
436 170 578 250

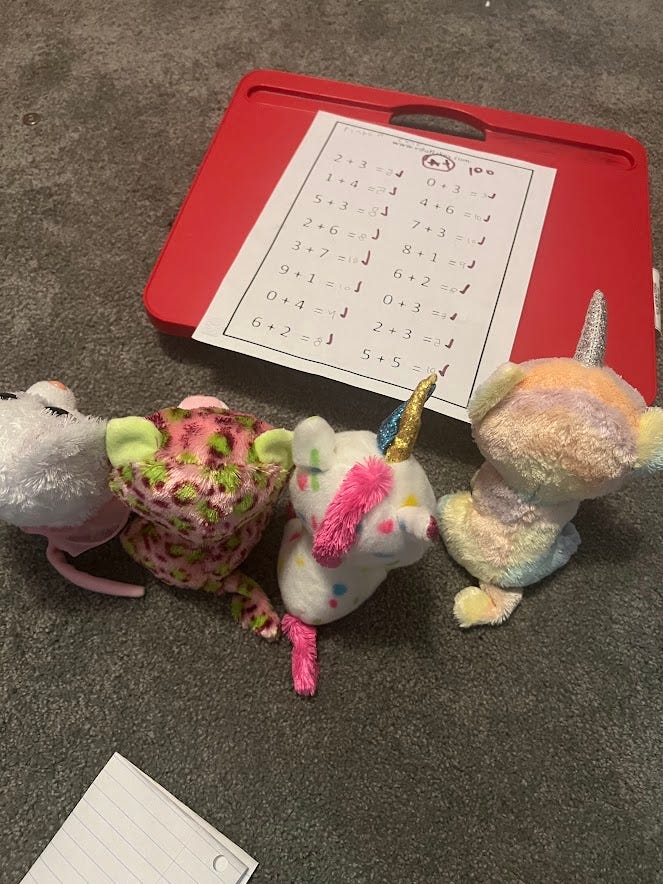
2 2 662 882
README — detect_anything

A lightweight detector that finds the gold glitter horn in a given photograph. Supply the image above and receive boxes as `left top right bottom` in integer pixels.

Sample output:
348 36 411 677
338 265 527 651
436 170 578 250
384 374 437 463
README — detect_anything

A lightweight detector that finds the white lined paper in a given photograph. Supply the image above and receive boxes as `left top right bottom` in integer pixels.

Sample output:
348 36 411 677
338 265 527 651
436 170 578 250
21 754 257 884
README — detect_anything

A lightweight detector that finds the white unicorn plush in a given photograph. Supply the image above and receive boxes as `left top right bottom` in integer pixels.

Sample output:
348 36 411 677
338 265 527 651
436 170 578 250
272 375 439 695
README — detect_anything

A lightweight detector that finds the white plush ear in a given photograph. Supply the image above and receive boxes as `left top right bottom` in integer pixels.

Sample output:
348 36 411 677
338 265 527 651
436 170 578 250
468 363 527 424
636 407 663 473
27 380 78 413
292 416 336 471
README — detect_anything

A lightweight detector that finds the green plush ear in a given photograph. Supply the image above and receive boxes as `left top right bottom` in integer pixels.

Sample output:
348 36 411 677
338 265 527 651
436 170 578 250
106 417 163 467
636 408 663 473
468 362 527 424
254 428 294 470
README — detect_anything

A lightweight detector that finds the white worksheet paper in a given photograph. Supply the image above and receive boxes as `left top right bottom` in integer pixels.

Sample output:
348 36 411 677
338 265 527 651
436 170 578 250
194 111 555 421
21 753 257 884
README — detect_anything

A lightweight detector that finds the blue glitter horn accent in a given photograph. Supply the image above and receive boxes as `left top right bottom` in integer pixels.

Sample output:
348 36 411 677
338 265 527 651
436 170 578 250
377 374 436 457
377 402 407 455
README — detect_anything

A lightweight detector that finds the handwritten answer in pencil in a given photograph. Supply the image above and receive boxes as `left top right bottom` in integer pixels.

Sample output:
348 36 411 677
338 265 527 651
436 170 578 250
21 753 257 884
194 112 555 421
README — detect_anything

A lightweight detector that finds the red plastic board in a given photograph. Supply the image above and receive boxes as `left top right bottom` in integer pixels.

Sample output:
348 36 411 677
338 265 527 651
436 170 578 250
144 69 656 402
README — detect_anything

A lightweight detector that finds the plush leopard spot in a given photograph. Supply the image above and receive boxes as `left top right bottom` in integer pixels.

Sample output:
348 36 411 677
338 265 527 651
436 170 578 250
170 568 188 582
236 581 254 599
176 451 200 465
207 432 231 456
170 516 192 532
215 562 231 577
121 464 133 483
197 500 220 523
234 494 254 514
254 469 268 488
168 544 187 558
250 613 269 631
225 535 241 551
165 407 191 422
236 415 256 429
141 460 169 487
175 483 198 503
185 549 205 564
207 465 241 492
203 579 222 593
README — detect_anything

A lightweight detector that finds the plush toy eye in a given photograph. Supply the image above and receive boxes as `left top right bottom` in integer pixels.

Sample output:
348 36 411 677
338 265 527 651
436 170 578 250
45 405 70 417
0 392 17 400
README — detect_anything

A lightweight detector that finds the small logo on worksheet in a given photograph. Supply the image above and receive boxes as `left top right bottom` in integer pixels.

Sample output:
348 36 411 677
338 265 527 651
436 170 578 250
422 153 455 172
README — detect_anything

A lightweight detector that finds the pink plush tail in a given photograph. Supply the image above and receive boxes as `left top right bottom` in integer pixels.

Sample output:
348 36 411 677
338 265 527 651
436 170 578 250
46 544 145 598
282 614 319 696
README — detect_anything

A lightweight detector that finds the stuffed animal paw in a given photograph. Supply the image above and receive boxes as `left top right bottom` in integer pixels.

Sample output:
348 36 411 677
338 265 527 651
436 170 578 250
453 585 522 628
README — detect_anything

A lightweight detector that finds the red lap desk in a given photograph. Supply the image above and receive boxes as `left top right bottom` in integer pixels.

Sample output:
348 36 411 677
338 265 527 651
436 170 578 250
144 69 656 402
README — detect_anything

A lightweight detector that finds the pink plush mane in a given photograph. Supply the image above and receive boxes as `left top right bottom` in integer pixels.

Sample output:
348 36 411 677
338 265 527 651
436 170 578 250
312 457 393 567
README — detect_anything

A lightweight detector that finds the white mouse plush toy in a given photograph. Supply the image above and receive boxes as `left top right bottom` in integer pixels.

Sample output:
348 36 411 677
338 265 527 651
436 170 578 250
0 381 143 596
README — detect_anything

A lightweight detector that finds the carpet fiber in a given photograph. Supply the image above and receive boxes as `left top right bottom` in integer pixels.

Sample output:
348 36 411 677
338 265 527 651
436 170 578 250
1 2 662 881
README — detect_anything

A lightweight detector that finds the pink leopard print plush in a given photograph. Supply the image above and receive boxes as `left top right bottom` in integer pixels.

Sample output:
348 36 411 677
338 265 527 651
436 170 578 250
108 404 290 640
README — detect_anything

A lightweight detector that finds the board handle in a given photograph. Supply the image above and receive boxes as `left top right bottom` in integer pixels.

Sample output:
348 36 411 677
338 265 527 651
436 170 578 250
389 105 486 141
242 69 644 164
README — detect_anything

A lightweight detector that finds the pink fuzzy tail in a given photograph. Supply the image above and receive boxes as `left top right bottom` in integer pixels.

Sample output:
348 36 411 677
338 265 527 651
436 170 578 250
282 614 319 696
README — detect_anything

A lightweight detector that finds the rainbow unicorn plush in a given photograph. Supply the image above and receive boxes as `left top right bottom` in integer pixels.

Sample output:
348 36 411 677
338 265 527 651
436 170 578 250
269 375 439 695
438 291 663 628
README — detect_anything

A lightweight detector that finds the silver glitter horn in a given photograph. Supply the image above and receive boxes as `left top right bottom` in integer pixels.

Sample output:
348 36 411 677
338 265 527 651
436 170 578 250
574 290 607 367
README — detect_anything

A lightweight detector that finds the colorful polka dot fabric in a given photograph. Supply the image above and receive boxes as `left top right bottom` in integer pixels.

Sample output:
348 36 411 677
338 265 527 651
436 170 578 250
280 376 439 695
